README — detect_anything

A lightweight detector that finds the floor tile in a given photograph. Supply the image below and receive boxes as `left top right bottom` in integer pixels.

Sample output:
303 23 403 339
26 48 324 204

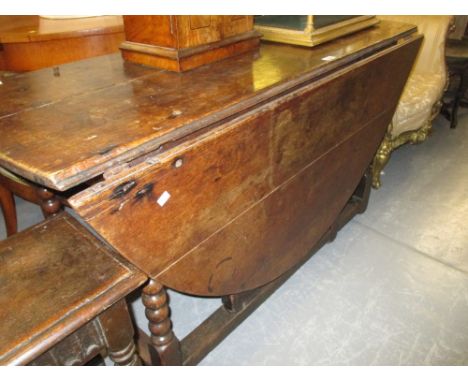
199 221 468 365
355 113 468 272
1 110 468 366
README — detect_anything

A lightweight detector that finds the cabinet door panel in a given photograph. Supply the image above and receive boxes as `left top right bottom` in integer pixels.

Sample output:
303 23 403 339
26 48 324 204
123 16 176 48
189 16 212 30
222 16 253 38
176 16 221 48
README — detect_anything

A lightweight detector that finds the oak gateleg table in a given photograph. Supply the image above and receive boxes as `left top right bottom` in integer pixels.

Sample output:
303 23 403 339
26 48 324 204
0 20 421 365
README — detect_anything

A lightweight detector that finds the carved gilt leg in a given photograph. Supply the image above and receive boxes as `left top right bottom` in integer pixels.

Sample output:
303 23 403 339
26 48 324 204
408 118 432 145
98 299 142 366
371 134 393 189
410 100 440 144
0 183 17 236
142 279 182 366
36 187 63 218
372 101 439 189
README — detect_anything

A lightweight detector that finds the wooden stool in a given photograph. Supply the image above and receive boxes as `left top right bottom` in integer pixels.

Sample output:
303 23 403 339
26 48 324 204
0 213 147 365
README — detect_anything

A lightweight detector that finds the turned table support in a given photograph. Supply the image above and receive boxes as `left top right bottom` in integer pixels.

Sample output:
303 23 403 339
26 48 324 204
36 187 63 217
142 279 182 366
99 299 142 366
0 170 65 237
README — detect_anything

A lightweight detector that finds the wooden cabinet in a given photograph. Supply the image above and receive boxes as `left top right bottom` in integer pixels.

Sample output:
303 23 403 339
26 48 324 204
120 16 260 72
177 16 221 47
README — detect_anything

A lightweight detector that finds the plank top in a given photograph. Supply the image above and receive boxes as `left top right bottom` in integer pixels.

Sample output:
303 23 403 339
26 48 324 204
0 213 146 365
0 20 416 191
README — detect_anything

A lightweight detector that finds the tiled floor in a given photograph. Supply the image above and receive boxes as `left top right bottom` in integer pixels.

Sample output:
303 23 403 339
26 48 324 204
1 111 468 365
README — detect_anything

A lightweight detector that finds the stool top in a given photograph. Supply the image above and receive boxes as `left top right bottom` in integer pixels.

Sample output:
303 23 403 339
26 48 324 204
0 213 146 365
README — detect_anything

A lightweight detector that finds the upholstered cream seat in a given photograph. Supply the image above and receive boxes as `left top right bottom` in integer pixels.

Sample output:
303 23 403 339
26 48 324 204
371 16 454 188
391 73 445 136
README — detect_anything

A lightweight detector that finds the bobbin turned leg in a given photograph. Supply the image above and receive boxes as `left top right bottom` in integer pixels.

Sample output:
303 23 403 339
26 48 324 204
36 187 62 218
99 299 142 366
142 279 182 366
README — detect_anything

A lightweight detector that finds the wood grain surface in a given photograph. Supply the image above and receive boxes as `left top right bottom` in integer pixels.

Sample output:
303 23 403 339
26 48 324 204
0 21 416 191
0 213 146 365
70 36 422 295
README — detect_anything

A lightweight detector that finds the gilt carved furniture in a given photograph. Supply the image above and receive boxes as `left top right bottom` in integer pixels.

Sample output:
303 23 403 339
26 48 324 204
0 20 421 365
371 16 454 188
0 213 146 365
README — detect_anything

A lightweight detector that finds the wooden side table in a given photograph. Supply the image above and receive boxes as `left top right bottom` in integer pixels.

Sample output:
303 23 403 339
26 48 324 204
442 39 468 128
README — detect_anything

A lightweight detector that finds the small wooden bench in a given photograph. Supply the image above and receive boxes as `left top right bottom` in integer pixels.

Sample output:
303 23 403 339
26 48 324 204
0 212 147 365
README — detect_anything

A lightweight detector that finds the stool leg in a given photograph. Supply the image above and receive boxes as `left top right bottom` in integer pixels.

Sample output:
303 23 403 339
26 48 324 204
98 299 142 366
0 183 17 236
142 279 182 366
